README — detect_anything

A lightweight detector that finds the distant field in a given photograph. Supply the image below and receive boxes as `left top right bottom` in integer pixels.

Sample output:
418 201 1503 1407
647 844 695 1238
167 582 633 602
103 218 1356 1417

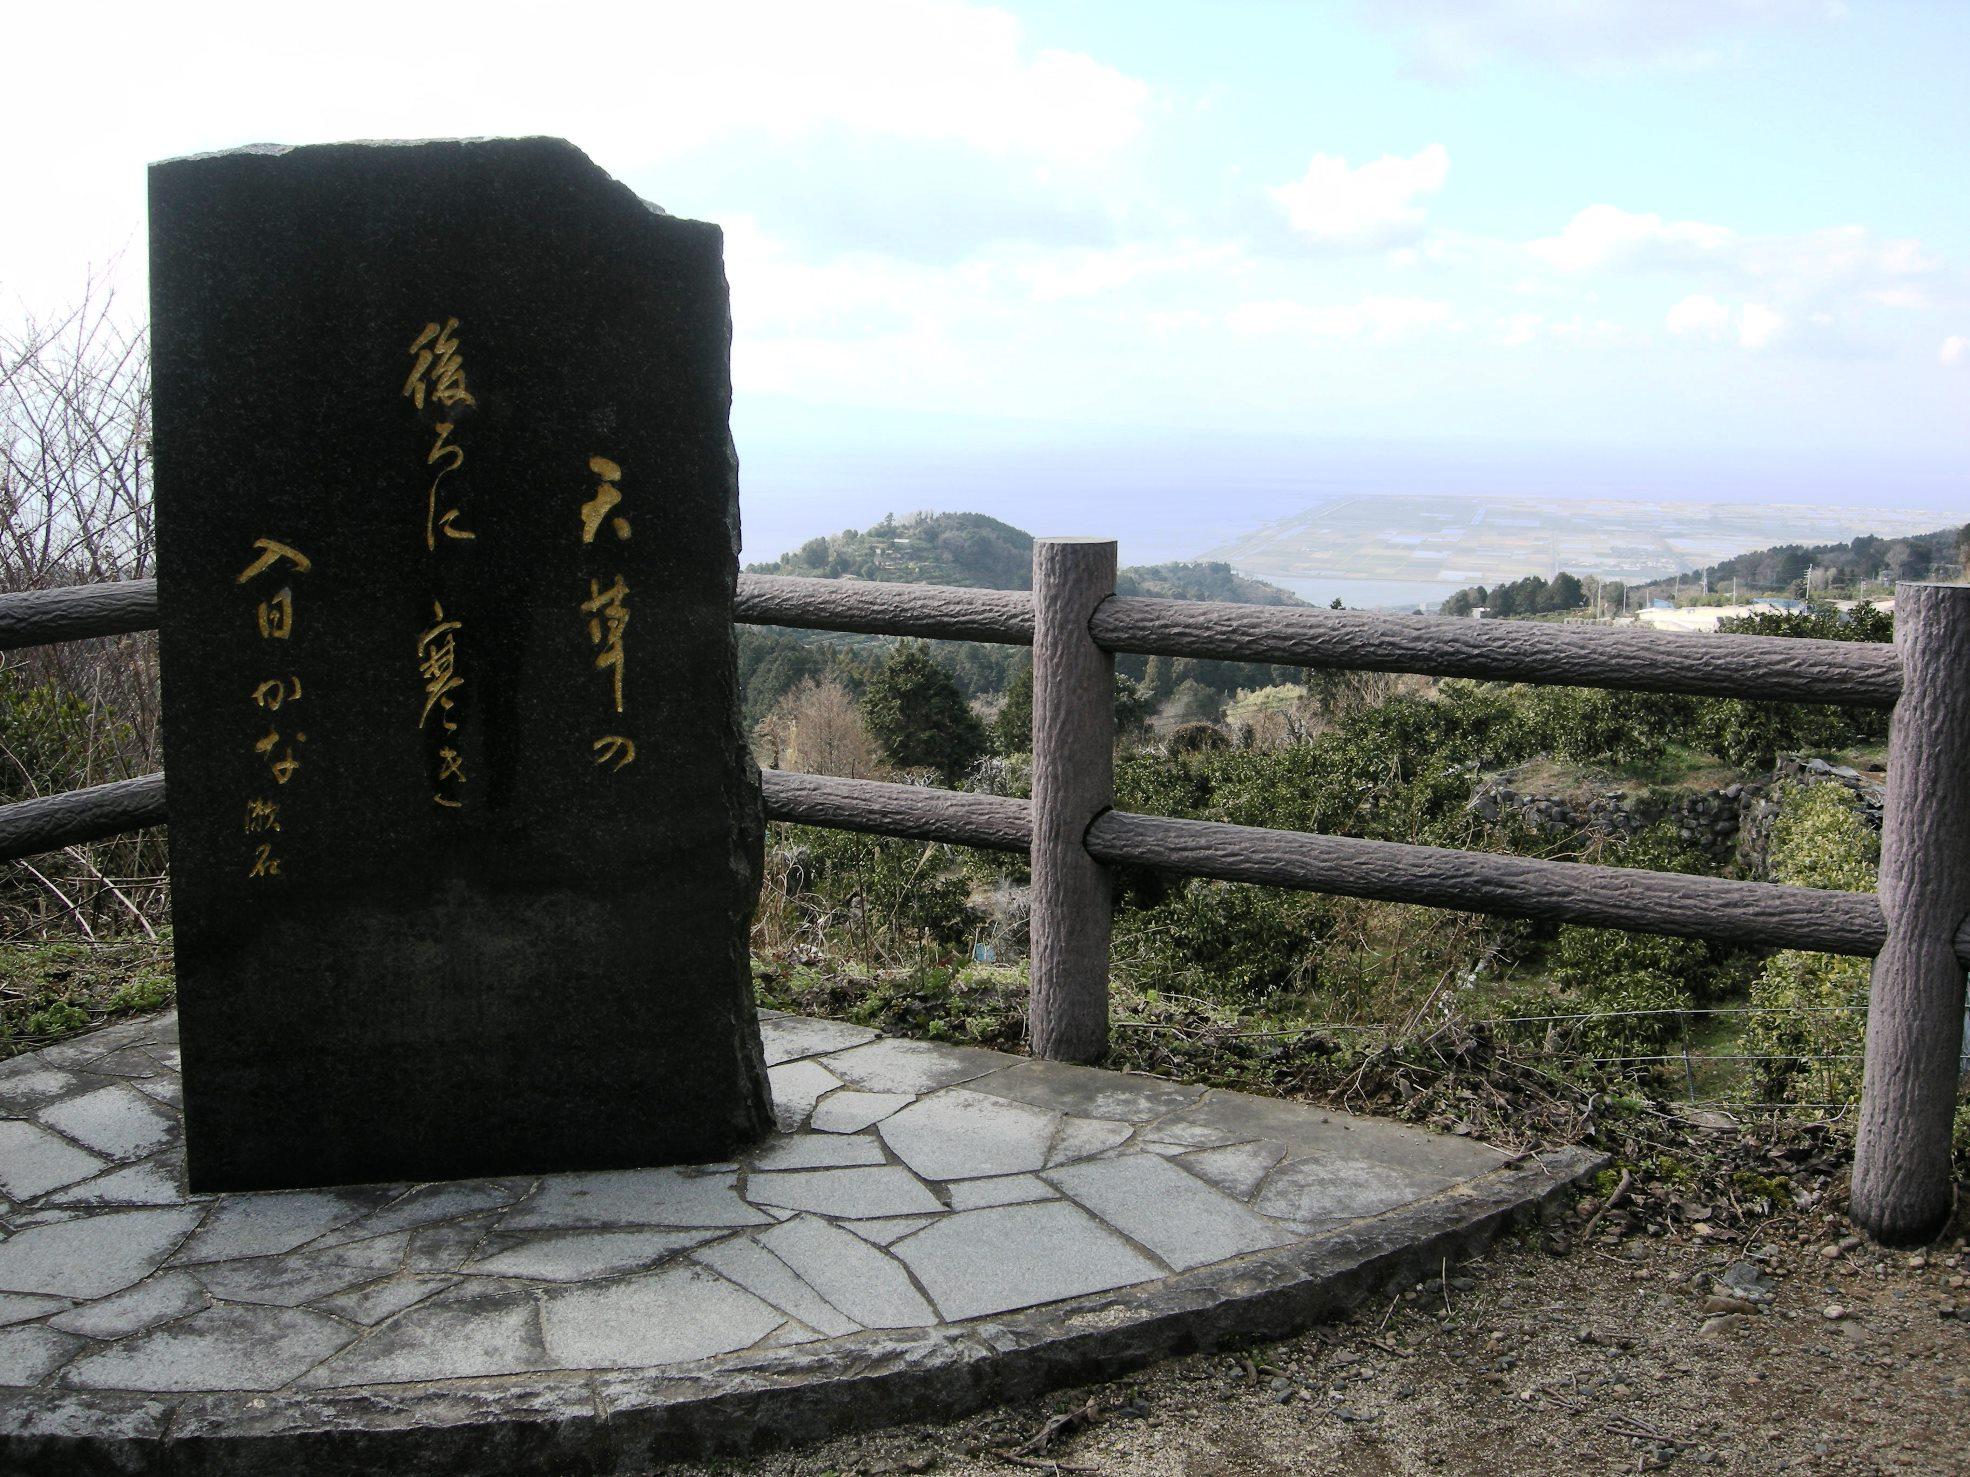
1208 494 1954 602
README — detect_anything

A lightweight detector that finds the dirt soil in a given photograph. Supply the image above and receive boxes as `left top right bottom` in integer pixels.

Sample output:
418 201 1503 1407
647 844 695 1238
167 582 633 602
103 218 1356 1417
680 1206 1970 1477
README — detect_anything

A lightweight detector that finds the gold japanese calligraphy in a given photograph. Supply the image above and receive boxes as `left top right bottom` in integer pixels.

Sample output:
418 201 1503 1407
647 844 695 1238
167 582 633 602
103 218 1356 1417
581 456 632 543
403 319 477 410
417 601 467 807
581 575 630 714
592 735 637 771
577 453 636 768
404 320 478 550
240 536 312 878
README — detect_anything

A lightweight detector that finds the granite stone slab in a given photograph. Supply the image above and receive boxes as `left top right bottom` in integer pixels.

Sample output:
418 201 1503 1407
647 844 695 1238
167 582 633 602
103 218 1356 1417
0 1010 1598 1473
0 1122 108 1201
148 136 771 1193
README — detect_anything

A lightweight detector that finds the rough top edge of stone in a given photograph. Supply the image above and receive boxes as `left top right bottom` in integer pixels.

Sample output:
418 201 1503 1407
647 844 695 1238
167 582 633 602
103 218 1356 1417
149 136 675 219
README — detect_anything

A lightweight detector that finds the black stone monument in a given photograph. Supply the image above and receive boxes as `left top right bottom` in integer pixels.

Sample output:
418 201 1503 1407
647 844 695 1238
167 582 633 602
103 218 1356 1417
149 138 773 1192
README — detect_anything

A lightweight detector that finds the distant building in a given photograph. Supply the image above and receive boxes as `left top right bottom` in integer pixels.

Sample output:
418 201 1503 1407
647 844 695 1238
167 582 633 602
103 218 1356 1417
1469 606 1491 620
1752 598 1809 615
1649 598 1675 610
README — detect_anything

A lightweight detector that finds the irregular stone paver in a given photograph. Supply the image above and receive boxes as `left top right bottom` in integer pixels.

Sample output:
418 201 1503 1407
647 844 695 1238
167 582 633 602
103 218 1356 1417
693 1232 861 1338
1253 1154 1456 1224
809 1089 914 1133
37 1084 176 1161
767 1060 842 1131
405 1214 501 1271
0 1326 85 1387
311 1180 526 1247
746 1166 943 1219
759 1016 879 1066
0 1066 83 1108
45 1159 186 1208
502 1169 770 1231
1046 1153 1291 1271
0 1296 69 1329
194 1249 401 1308
0 1121 108 1201
0 1207 203 1299
750 1132 887 1171
947 1174 1056 1211
468 1228 719 1281
842 1215 939 1246
1154 1090 1511 1181
315 1274 457 1326
819 1038 1016 1095
1045 1115 1136 1166
1177 1140 1286 1201
61 1305 354 1392
46 1273 205 1339
0 1010 1584 1470
172 1189 382 1264
970 1060 1204 1123
756 1216 935 1330
879 1088 1058 1180
540 1265 784 1369
893 1201 1163 1321
299 1290 543 1387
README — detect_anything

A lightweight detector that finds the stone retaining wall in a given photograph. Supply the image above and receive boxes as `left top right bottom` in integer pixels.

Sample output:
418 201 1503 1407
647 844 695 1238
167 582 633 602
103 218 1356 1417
1469 755 1885 878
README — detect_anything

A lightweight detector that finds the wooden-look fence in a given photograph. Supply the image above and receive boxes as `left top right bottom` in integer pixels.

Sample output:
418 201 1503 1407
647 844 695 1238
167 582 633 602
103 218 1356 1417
2 548 1966 1245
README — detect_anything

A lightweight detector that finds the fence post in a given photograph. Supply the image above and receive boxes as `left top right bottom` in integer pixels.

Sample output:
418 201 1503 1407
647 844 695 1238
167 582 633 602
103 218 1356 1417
1852 581 1970 1244
1029 537 1117 1062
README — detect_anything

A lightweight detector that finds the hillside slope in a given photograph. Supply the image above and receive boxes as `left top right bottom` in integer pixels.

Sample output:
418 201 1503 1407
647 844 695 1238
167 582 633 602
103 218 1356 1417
747 509 1305 604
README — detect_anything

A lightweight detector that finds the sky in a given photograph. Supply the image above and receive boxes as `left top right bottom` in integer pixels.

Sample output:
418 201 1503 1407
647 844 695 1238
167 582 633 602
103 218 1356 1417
6 0 1966 562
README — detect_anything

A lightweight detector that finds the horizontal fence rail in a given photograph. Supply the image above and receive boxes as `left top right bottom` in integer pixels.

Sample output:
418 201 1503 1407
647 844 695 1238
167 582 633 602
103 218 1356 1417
0 775 167 859
27 768 1960 964
1088 596 1903 708
0 574 1905 706
736 573 1034 645
732 574 1900 707
1084 809 1891 959
0 580 161 652
760 771 1031 852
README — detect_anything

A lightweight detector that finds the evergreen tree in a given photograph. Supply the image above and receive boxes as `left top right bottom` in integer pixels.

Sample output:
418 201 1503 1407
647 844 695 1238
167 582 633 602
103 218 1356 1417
860 640 987 784
995 660 1033 754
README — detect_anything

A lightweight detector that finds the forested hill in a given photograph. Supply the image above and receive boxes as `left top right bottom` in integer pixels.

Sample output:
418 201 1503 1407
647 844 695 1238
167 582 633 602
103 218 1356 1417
1679 523 1967 592
744 509 1305 605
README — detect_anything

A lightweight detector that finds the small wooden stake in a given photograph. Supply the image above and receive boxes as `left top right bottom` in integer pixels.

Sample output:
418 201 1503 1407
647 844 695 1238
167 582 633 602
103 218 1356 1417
1029 537 1116 1063
1852 581 1970 1244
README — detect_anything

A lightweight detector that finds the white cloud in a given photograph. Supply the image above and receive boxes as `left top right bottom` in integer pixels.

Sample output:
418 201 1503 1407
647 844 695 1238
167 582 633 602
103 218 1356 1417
1228 296 1455 341
1497 313 1544 347
1367 0 1844 81
1943 336 1969 368
1269 144 1450 248
1666 293 1733 338
1666 294 1785 350
999 242 1245 302
1531 204 1734 273
1737 303 1787 350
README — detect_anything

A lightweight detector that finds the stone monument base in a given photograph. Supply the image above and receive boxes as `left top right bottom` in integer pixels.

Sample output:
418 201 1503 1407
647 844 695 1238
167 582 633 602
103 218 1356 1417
0 1012 1598 1474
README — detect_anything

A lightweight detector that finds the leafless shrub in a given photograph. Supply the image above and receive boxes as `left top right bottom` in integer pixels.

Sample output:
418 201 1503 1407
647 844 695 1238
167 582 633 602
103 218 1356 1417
0 281 164 939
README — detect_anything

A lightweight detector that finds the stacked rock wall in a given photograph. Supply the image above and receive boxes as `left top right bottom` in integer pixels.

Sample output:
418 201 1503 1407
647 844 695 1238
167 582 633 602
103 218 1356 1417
1468 755 1884 878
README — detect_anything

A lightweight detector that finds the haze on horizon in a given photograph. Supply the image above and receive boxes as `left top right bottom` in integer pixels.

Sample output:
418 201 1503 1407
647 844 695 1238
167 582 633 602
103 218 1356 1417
6 1 1965 565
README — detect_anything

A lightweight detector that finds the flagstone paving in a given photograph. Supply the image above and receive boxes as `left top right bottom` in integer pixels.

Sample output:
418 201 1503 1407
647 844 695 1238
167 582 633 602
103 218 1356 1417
0 1010 1597 1474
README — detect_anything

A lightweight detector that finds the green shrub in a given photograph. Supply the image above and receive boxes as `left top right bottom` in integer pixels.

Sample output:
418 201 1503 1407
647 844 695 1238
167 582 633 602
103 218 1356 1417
1741 782 1878 1106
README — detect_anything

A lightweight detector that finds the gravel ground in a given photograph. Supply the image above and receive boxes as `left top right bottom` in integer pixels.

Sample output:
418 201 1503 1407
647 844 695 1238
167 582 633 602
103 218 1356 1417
679 1202 1969 1477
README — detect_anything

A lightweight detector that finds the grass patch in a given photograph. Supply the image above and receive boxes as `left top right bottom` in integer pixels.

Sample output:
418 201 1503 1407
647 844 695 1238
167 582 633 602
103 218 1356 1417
0 937 175 1059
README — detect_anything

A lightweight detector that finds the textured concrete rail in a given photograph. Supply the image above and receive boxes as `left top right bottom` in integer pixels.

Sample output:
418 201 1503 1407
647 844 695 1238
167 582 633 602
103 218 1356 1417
0 1012 1597 1474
